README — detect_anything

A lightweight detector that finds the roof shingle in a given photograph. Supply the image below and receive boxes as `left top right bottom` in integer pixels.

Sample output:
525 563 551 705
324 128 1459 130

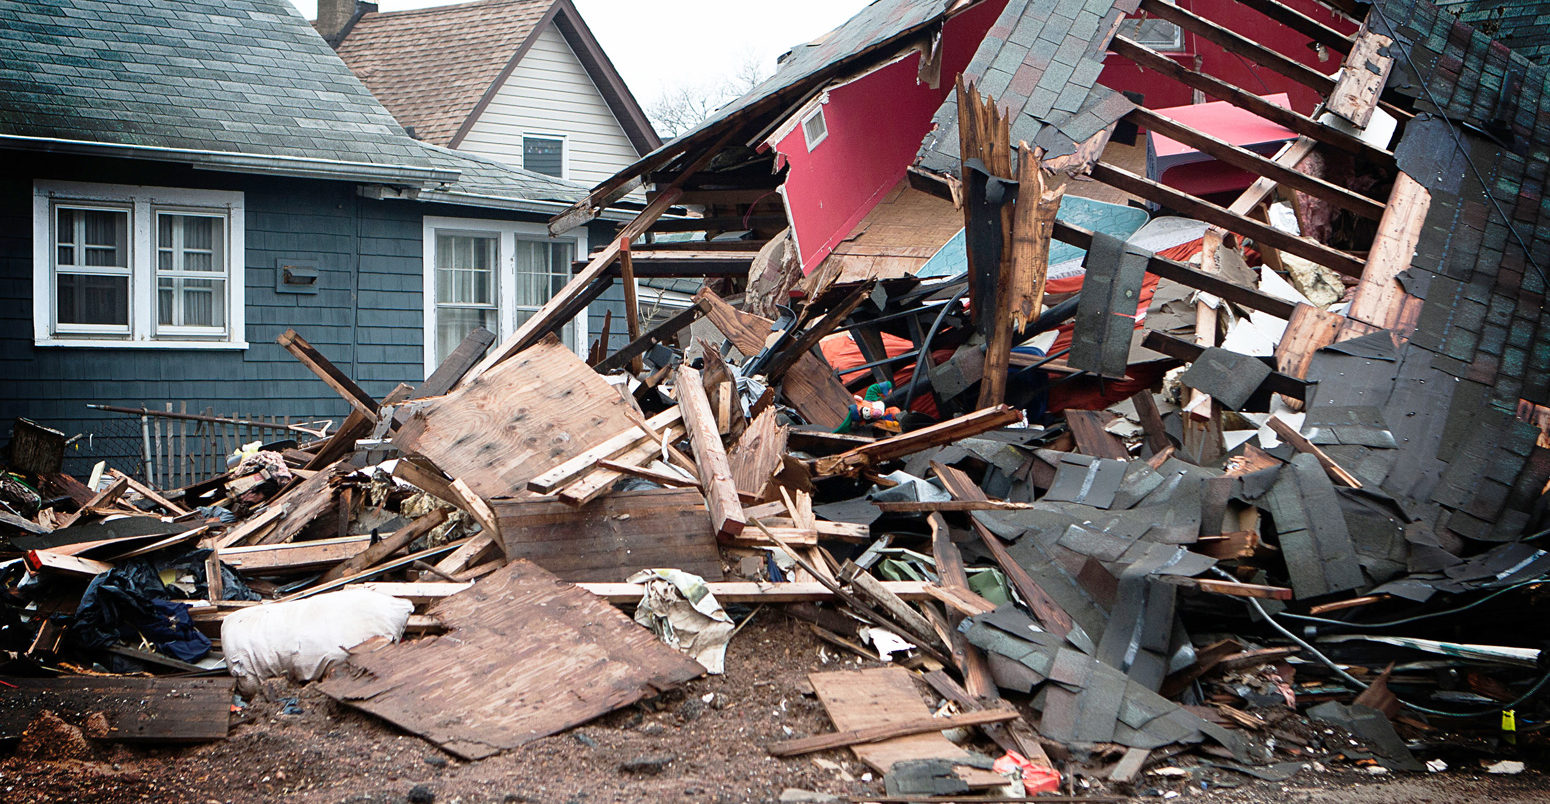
334 0 552 147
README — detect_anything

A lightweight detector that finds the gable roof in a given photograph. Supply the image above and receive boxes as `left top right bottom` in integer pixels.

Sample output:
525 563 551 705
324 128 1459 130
0 0 452 184
334 0 660 154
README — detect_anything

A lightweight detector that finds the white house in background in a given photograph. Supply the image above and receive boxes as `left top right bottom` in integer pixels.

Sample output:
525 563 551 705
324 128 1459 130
319 0 660 189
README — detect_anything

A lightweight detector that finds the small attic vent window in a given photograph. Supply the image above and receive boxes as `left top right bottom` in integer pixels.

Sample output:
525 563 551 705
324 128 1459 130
802 107 828 151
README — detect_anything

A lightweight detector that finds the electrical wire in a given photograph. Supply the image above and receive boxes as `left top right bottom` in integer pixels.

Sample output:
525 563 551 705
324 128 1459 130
1278 576 1549 629
902 284 969 412
1206 568 1550 718
1367 2 1548 288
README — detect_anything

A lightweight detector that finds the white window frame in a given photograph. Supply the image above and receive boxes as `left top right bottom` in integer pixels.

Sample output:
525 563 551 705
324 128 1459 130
32 180 246 349
520 132 569 180
422 216 588 377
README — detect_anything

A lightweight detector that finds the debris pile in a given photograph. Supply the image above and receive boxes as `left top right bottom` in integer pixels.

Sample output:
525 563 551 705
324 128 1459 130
3 0 1550 798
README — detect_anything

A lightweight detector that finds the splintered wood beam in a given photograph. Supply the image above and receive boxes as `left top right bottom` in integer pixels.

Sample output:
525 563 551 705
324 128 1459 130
1052 220 1297 319
1110 36 1390 164
1139 0 1337 97
1234 0 1354 53
108 469 189 516
592 300 704 374
1010 145 1066 331
1266 416 1362 488
930 462 1078 641
958 78 1017 409
317 509 450 584
617 240 644 373
1227 137 1320 216
761 280 873 383
1128 108 1385 221
1326 26 1398 128
412 327 495 401
278 329 379 422
812 405 1022 477
1088 162 1367 277
1347 171 1429 334
1274 303 1345 378
462 187 684 385
675 365 747 538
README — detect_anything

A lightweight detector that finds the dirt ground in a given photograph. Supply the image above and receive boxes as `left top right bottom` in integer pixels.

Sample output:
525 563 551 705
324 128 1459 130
1 613 1545 804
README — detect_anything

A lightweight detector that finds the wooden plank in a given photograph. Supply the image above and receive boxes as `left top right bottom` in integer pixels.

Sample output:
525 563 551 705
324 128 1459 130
277 540 467 602
54 476 129 529
1227 137 1319 216
526 408 683 494
762 281 873 384
1110 747 1152 784
1131 390 1173 457
814 405 1021 477
491 488 723 582
809 667 1007 787
1183 577 1294 601
1109 35 1388 163
958 79 1016 409
728 407 787 500
277 329 379 422
675 364 746 538
393 337 641 499
309 384 413 471
412 326 495 400
874 499 1035 512
211 502 289 549
109 469 189 515
556 422 688 506
1064 410 1130 459
694 288 851 429
1326 27 1395 128
369 579 938 604
592 301 704 374
391 458 458 504
931 461 1078 640
433 532 497 576
768 709 1020 757
0 676 233 742
1347 171 1428 334
1010 143 1065 332
463 189 684 384
1274 303 1345 378
26 549 112 577
252 463 351 546
841 562 950 655
317 559 705 760
617 240 643 370
1088 162 1366 278
1266 416 1362 488
220 534 373 574
1129 107 1384 220
317 508 449 584
446 478 503 557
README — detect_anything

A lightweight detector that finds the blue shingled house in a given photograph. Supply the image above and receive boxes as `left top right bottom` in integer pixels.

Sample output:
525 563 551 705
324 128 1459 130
0 0 632 478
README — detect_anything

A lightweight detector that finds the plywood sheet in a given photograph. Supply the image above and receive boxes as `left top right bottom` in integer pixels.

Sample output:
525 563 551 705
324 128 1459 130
318 559 704 760
492 488 724 582
392 337 639 499
808 667 1004 786
0 677 233 742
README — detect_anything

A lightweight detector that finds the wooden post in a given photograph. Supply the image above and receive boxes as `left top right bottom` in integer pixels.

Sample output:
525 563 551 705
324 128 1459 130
675 365 747 538
956 78 1017 409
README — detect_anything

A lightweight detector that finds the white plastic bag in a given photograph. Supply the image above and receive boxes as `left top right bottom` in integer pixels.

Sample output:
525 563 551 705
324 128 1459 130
222 588 412 695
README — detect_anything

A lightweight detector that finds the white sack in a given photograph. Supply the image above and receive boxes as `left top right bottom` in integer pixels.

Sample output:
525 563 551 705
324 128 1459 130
222 588 412 695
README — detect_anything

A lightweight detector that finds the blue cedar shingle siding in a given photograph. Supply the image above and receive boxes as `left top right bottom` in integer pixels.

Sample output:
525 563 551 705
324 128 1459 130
0 153 623 475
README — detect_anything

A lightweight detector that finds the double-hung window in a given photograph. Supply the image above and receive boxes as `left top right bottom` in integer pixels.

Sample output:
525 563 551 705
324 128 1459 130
33 181 245 348
422 217 586 374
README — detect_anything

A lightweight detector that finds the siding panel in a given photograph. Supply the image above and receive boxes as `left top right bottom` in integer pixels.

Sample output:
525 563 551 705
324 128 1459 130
459 26 643 189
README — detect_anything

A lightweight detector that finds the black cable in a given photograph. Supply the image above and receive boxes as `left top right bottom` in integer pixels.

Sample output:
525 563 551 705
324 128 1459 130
903 285 969 412
1205 568 1550 718
1279 575 1549 629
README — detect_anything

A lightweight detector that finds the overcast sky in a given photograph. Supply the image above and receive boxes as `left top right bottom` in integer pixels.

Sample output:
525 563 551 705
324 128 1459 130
288 0 874 102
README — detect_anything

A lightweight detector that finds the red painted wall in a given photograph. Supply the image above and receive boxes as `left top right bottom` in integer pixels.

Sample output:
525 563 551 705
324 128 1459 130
1098 0 1358 114
774 0 1008 270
